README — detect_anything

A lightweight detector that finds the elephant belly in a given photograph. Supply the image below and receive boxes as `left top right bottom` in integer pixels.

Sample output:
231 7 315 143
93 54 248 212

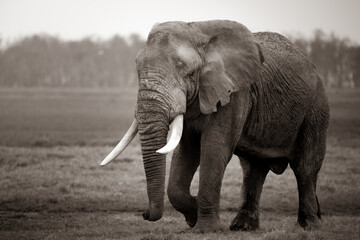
235 143 291 175
235 143 291 159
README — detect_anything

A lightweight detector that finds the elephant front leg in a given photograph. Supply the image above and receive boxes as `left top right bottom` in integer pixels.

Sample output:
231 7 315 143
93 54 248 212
194 141 232 233
230 157 269 231
167 134 200 228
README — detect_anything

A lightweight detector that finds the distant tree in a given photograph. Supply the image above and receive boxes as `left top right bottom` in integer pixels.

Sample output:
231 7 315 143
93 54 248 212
349 46 360 88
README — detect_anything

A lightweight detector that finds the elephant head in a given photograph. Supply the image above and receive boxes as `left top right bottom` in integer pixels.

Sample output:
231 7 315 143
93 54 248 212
101 20 263 221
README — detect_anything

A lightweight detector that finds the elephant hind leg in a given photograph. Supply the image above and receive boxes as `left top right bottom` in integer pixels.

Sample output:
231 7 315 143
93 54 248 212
293 172 322 229
230 156 269 231
290 103 328 229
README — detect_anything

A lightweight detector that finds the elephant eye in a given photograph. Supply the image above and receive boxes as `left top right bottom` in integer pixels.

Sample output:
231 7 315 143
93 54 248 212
176 61 184 68
175 59 195 80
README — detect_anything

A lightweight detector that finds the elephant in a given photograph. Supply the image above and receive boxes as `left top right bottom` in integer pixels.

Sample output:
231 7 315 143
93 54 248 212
101 20 329 232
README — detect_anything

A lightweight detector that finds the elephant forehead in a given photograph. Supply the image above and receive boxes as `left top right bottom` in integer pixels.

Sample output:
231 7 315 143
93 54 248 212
148 22 196 46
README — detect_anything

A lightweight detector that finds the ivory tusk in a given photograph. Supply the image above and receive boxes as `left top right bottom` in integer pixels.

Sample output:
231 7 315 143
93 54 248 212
100 119 138 166
156 115 184 154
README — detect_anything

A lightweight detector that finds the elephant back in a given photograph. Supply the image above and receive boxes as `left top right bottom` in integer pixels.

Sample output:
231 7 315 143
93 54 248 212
252 32 319 92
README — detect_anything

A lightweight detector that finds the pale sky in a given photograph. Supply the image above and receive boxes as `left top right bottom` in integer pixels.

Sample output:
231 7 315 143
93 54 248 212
0 0 359 44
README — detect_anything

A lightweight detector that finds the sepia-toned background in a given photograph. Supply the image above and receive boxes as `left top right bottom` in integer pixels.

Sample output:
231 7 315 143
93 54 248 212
0 1 359 239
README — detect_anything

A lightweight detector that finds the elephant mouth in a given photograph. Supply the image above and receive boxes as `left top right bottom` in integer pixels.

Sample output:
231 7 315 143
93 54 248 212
100 114 184 166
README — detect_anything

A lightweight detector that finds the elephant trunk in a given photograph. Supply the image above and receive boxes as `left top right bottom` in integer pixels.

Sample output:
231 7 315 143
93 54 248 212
136 97 170 221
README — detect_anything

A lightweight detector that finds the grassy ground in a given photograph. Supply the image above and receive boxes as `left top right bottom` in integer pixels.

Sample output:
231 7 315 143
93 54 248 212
0 88 359 239
0 88 137 147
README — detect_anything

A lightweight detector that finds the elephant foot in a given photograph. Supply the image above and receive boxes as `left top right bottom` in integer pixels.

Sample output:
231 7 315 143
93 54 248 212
184 212 197 228
230 210 259 231
142 208 163 221
298 212 321 230
192 219 226 233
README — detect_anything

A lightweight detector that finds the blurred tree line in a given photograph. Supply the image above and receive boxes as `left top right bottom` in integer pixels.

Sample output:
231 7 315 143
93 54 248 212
288 30 360 88
0 30 359 88
0 34 144 87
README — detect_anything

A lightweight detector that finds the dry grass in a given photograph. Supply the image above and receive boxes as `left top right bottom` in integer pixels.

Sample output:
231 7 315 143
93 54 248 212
0 88 359 239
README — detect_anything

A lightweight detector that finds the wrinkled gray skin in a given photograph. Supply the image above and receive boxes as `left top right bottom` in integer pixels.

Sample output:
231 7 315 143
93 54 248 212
134 20 329 232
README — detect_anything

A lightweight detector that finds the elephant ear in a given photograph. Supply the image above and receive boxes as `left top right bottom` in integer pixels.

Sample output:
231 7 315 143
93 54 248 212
191 20 264 114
